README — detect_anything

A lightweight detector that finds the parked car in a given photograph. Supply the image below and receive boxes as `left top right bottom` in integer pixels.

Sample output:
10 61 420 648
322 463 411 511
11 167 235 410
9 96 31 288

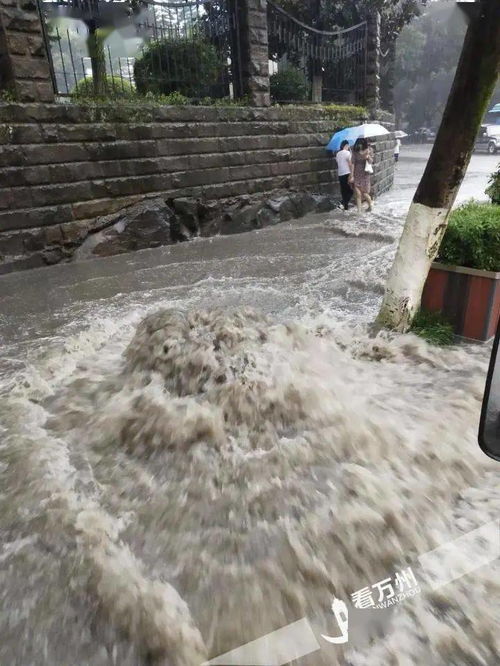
475 125 499 154
475 104 500 154
411 127 436 143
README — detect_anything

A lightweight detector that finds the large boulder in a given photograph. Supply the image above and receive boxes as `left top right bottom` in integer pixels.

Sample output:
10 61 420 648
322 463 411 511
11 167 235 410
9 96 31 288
74 198 175 260
170 198 200 242
312 193 337 212
219 201 264 235
265 195 295 222
1 188 341 274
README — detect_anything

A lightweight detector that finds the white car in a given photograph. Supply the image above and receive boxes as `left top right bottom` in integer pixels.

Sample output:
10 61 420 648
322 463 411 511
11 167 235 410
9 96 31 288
476 125 499 154
476 103 500 154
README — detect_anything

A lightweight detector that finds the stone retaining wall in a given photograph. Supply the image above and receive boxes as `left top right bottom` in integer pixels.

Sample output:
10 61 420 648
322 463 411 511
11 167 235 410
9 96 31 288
0 103 395 271
0 0 54 103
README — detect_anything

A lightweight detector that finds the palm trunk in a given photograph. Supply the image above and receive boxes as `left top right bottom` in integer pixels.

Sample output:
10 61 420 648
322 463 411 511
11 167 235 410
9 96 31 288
376 0 500 332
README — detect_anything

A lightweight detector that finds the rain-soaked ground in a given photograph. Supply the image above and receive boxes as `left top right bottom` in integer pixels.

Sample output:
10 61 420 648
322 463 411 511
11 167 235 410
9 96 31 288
0 145 499 666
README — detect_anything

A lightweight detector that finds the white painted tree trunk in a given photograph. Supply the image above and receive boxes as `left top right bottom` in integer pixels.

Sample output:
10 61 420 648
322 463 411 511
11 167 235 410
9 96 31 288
375 0 500 333
376 203 449 331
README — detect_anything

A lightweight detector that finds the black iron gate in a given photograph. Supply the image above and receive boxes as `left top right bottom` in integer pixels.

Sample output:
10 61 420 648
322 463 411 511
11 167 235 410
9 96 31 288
37 0 243 100
38 0 367 104
267 1 367 105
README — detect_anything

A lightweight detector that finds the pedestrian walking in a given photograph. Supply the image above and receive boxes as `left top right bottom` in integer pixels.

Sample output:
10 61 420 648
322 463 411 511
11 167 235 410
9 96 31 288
336 140 353 211
350 138 374 213
394 138 401 163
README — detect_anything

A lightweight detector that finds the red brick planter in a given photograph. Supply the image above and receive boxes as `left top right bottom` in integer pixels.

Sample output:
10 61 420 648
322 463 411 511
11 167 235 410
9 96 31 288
422 262 500 342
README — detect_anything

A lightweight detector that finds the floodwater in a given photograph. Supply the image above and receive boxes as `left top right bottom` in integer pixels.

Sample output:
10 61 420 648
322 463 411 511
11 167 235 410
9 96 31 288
0 145 498 666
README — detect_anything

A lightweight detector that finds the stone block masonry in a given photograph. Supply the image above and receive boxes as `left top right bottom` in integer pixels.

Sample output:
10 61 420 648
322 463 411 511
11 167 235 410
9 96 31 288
0 103 395 272
237 0 270 106
0 0 54 102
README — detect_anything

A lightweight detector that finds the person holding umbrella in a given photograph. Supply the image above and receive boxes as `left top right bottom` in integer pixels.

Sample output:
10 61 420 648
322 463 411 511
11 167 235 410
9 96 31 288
349 138 374 213
325 123 387 213
336 140 353 211
394 137 401 163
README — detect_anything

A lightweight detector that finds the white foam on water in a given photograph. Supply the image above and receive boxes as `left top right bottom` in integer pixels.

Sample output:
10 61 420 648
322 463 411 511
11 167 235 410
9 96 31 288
1 301 495 665
0 162 497 665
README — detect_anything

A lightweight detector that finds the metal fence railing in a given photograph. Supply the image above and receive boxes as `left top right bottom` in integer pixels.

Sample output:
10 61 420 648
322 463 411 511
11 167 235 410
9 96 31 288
38 0 243 100
38 0 367 104
267 1 367 105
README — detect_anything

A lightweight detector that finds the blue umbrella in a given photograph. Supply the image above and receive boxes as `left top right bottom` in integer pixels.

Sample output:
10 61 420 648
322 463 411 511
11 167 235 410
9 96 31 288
326 123 389 152
326 127 358 152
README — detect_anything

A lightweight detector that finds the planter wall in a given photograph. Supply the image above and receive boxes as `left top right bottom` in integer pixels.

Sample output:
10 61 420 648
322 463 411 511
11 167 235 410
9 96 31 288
422 262 500 342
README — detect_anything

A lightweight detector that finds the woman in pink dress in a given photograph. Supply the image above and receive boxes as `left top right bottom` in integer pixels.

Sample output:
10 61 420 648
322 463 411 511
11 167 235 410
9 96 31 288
349 138 374 213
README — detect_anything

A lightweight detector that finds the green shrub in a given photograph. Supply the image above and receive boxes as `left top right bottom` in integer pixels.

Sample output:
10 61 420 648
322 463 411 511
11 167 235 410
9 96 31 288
437 201 500 272
270 67 309 103
72 75 136 99
486 165 500 204
411 310 454 346
134 38 222 98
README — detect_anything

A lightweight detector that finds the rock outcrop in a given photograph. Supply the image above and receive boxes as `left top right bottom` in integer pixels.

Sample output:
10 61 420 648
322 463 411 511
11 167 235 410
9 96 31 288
74 198 174 260
0 190 342 270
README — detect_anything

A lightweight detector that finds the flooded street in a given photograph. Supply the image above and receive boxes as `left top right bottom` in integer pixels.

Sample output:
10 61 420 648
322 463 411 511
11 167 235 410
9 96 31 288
0 145 499 666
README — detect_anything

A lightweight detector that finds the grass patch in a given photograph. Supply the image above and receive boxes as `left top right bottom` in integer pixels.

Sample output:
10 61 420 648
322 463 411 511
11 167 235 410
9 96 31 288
411 309 454 346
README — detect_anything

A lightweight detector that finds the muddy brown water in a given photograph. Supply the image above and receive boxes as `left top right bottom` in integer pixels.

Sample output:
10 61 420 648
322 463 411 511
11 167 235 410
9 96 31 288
1 148 498 665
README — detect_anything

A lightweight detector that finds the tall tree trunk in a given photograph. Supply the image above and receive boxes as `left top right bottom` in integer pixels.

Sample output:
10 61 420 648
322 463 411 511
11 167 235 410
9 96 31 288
86 21 107 97
376 0 500 332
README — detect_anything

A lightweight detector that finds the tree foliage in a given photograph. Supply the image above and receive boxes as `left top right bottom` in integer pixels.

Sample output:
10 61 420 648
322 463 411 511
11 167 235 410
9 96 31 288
394 1 467 130
275 0 420 109
276 0 420 43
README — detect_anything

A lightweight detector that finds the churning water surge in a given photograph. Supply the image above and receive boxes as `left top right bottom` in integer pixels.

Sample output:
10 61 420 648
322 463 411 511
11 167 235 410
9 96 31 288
0 149 498 665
